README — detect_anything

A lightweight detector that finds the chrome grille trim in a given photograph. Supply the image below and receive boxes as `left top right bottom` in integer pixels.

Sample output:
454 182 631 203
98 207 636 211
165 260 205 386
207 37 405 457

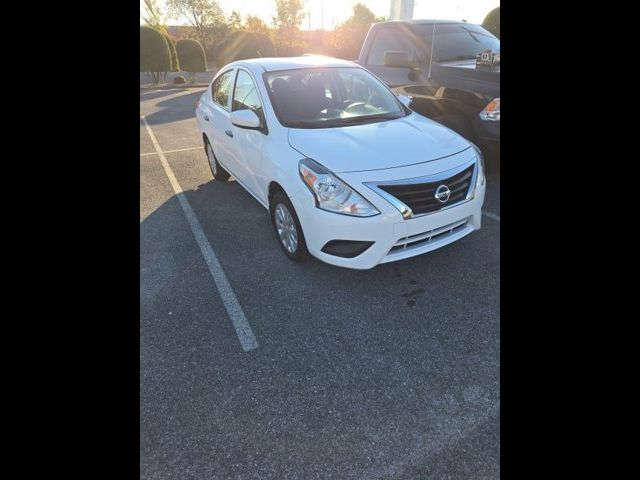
387 218 472 256
364 157 478 219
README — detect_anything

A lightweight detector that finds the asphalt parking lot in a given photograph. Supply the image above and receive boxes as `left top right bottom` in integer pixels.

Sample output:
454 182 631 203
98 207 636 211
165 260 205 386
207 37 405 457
140 88 500 479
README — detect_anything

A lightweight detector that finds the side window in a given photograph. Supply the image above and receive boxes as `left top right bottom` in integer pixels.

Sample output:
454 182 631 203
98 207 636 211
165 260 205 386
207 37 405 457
367 28 416 66
211 70 233 110
232 70 263 114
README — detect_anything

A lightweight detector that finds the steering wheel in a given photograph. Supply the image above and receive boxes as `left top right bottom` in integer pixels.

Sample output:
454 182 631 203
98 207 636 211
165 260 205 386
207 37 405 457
343 101 369 114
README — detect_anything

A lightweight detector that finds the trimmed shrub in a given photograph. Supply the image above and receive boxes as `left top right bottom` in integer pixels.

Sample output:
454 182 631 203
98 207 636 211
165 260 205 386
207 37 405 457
164 34 180 72
140 26 171 84
482 7 500 39
214 31 276 66
176 39 207 82
173 75 186 84
254 33 276 57
273 44 304 57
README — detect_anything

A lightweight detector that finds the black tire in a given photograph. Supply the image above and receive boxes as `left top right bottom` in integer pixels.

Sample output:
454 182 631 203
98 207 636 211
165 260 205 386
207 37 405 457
431 114 476 143
204 140 230 181
269 191 309 262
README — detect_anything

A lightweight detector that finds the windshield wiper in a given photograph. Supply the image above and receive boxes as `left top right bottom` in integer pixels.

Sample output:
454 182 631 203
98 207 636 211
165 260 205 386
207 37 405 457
336 113 403 125
286 120 327 128
287 113 402 129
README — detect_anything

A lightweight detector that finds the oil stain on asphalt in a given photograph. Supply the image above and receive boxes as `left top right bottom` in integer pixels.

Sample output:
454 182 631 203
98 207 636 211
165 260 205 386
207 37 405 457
403 287 426 307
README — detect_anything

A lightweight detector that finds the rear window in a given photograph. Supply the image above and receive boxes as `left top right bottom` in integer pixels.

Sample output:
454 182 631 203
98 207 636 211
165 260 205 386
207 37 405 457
367 27 418 66
211 70 233 110
413 23 499 63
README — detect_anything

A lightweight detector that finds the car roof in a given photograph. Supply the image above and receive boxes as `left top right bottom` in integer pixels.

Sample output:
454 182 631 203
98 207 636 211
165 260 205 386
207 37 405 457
376 19 469 25
228 55 357 72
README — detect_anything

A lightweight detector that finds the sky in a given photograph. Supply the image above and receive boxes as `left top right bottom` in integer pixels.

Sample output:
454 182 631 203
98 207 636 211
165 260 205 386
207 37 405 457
141 0 500 30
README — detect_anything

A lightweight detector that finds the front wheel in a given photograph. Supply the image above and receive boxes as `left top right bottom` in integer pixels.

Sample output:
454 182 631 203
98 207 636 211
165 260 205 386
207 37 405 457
269 191 308 262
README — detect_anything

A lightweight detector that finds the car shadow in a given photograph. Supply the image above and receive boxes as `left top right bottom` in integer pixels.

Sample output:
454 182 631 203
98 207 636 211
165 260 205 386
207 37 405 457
143 91 206 125
141 178 500 477
146 89 205 125
142 176 501 311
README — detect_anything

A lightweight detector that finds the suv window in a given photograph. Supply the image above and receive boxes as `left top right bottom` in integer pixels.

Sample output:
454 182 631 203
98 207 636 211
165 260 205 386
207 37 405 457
232 70 263 115
367 28 417 66
413 24 499 62
211 70 233 110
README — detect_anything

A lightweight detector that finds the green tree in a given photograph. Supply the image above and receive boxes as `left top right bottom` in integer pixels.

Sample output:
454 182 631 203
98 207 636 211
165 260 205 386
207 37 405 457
140 26 171 84
482 7 500 39
245 15 271 36
329 3 385 59
176 39 207 82
166 0 226 47
228 10 243 31
272 0 305 51
272 0 305 30
344 2 385 28
141 0 167 34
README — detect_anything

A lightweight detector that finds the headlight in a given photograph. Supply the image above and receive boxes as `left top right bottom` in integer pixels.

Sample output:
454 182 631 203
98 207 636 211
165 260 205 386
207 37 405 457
471 143 485 187
299 159 380 217
479 98 500 121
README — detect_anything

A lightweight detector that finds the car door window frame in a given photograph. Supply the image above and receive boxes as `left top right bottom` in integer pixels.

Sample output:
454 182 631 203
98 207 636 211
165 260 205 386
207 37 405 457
211 68 235 111
231 67 269 135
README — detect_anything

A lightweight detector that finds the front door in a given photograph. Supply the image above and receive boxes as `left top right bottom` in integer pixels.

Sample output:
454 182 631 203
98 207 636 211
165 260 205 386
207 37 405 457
227 69 268 203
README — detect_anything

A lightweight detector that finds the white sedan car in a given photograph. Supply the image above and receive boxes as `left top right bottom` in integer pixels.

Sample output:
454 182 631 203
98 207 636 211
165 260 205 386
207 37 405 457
196 56 485 270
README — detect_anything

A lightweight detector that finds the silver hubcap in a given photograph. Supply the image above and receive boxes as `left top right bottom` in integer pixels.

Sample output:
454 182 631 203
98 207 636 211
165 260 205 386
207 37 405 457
206 144 217 176
274 203 298 254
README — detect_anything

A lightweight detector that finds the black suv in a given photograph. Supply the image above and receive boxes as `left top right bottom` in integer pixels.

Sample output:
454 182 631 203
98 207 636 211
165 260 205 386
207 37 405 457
358 20 500 161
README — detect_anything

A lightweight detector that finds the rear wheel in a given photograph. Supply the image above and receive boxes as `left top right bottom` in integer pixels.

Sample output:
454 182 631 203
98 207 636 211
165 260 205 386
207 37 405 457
205 141 230 181
269 191 308 262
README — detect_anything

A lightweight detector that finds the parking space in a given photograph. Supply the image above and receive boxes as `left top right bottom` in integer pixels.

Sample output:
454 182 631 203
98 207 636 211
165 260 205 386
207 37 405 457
140 89 500 479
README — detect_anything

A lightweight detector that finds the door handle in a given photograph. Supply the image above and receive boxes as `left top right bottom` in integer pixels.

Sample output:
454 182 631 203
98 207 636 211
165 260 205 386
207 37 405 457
203 114 210 121
225 130 233 138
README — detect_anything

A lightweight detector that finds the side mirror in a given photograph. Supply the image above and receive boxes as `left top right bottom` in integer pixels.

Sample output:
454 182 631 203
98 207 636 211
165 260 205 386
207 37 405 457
397 94 411 108
230 109 261 129
384 51 415 69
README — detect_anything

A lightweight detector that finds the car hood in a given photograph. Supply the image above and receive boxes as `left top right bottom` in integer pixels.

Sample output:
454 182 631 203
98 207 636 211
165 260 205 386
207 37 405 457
287 113 470 173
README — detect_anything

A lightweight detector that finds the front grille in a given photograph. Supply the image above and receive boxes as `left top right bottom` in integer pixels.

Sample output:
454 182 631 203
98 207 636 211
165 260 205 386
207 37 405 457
389 218 469 252
377 164 475 216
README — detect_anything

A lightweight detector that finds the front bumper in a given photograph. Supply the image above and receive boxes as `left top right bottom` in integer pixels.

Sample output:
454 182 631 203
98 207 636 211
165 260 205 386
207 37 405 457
290 151 486 270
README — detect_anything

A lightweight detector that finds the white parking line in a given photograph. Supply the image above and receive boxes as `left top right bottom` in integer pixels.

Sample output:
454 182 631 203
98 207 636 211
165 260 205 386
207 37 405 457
140 89 195 100
140 146 202 157
141 116 258 352
482 211 500 222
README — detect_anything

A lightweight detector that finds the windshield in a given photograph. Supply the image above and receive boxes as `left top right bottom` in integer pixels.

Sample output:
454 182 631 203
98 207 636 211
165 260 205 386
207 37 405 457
263 67 408 129
413 23 499 63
